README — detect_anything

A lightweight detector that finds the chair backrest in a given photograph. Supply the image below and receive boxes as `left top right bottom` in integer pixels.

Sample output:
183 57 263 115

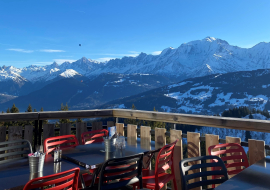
96 153 144 190
23 167 80 190
180 155 229 190
154 140 178 185
208 143 249 175
44 135 79 154
0 139 32 164
81 129 108 145
142 149 160 169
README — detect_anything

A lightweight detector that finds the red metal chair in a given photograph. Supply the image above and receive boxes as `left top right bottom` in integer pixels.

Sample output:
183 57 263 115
132 140 179 190
23 168 80 190
208 143 249 188
81 129 108 145
44 135 79 154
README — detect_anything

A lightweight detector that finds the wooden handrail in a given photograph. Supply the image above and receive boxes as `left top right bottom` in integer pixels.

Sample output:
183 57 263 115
0 109 270 133
39 109 113 120
0 112 38 121
112 109 270 133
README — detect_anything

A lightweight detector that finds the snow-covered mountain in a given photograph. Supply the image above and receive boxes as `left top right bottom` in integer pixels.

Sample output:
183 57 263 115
1 37 270 85
99 69 270 115
0 57 100 83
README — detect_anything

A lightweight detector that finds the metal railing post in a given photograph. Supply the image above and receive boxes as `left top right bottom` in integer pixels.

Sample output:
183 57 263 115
34 120 38 151
38 120 43 146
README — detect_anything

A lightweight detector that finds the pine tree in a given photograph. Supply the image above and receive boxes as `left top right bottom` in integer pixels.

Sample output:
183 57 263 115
60 103 69 111
10 103 19 113
39 107 48 124
249 114 254 119
6 108 10 113
76 118 83 123
26 104 32 112
34 109 37 112
148 107 166 129
124 104 139 125
59 103 72 123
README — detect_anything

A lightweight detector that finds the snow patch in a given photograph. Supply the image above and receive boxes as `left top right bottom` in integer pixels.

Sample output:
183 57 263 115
168 81 192 89
50 68 60 74
116 104 126 109
243 114 269 120
262 84 270 88
60 69 80 78
206 64 213 72
161 106 172 112
209 92 233 107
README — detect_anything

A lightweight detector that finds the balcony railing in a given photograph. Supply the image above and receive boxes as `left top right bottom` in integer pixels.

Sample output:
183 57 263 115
1 108 270 190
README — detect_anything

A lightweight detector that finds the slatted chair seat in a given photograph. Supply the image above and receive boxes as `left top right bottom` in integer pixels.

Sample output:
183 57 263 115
140 170 174 189
0 139 32 165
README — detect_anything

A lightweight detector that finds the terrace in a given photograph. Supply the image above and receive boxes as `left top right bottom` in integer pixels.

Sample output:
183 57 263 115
1 108 270 190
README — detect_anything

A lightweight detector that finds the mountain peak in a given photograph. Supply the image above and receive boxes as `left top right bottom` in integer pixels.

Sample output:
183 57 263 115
80 57 88 62
138 52 147 57
51 61 59 67
160 47 174 56
204 36 217 42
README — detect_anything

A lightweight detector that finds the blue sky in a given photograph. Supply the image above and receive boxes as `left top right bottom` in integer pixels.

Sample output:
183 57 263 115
1 0 270 68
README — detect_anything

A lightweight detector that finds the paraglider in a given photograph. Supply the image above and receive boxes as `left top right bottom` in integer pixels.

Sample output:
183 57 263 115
79 44 81 46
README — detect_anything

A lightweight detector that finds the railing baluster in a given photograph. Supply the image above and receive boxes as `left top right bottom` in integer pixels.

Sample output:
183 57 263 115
43 124 55 146
205 134 219 188
24 125 33 146
60 123 71 136
38 120 43 147
116 123 124 136
249 139 265 165
170 129 182 190
226 136 241 178
34 120 38 151
92 121 103 131
187 132 201 190
0 126 5 142
107 121 115 129
155 127 166 190
140 126 151 150
127 124 137 145
8 126 23 159
76 122 87 145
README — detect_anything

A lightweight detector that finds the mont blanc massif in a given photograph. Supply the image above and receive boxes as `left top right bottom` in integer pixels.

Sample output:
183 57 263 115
1 37 270 116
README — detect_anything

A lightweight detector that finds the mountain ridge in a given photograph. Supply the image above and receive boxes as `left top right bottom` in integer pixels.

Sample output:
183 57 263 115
98 69 270 115
1 37 270 85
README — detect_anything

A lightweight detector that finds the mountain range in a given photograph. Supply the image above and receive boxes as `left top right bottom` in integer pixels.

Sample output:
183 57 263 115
0 37 270 112
1 37 270 85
